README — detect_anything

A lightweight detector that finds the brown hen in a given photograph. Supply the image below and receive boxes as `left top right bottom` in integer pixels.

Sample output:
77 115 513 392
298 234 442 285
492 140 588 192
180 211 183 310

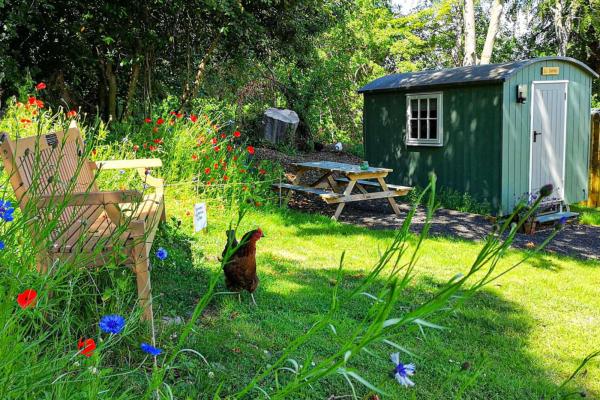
221 228 263 305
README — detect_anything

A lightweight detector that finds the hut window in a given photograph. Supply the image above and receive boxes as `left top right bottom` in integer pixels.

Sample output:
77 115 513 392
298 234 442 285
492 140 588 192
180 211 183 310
406 92 443 146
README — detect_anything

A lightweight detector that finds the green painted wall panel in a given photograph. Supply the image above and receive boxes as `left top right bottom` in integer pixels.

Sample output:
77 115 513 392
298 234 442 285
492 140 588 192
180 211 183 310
364 85 504 211
364 59 594 216
502 59 593 213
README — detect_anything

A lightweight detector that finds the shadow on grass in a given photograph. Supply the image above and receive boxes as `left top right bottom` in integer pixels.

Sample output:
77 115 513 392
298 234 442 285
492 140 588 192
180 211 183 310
149 219 585 399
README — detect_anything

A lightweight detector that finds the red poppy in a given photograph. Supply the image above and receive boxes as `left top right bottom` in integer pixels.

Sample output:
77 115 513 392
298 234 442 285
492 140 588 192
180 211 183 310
153 138 163 144
153 127 158 133
156 118 165 125
78 338 96 357
169 111 176 115
204 167 211 175
255 201 262 207
92 149 97 156
213 163 218 169
220 133 226 139
17 289 37 309
20 118 32 124
143 143 148 149
35 82 46 90
35 99 44 109
233 131 241 138
149 145 157 151
240 168 246 173
176 112 183 119
133 145 139 152
214 146 220 152
206 181 211 186
190 114 198 123
66 110 77 118
247 146 255 155
28 96 36 106
223 175 229 181
144 118 152 124
227 145 233 152
233 156 238 161
211 138 217 145
259 169 266 175
192 154 198 160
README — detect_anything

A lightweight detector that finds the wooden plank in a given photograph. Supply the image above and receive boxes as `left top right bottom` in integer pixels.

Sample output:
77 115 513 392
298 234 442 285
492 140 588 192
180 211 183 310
292 161 392 174
334 177 412 192
95 158 163 170
37 190 142 207
377 177 401 216
326 189 409 204
272 183 342 199
332 180 356 220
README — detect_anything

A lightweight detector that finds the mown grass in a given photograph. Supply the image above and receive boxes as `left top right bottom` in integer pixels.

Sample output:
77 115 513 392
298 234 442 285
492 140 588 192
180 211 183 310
572 204 600 226
149 187 600 399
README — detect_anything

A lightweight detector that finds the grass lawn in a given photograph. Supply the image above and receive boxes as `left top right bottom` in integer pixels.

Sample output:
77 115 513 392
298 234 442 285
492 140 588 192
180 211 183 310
572 204 600 226
152 188 600 399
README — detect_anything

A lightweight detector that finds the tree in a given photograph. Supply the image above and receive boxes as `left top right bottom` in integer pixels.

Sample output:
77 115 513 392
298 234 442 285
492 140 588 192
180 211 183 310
461 0 506 65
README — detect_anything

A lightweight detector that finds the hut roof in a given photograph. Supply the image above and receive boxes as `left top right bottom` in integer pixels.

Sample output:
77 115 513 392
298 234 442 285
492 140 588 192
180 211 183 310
358 57 598 94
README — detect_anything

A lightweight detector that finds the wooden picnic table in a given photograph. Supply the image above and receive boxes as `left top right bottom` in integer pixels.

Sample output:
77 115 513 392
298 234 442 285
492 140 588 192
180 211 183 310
273 161 412 220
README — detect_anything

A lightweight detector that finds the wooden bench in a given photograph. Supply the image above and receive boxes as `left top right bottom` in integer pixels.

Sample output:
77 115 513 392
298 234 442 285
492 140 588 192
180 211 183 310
0 123 165 326
334 177 412 194
272 183 342 203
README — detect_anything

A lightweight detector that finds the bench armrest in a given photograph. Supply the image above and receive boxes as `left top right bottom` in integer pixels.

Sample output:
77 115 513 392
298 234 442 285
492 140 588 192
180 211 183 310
37 190 143 208
92 158 163 170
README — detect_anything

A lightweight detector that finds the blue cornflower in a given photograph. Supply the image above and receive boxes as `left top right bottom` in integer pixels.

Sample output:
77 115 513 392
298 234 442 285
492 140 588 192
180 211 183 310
559 215 568 225
390 353 415 388
156 247 168 260
99 314 126 334
140 342 162 356
0 200 15 222
0 241 5 250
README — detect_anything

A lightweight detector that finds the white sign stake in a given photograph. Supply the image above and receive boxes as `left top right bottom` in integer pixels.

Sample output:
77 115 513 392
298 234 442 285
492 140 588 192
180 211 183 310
194 203 207 232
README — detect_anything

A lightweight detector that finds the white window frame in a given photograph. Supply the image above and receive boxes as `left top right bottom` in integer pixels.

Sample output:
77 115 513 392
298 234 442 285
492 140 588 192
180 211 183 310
405 92 444 146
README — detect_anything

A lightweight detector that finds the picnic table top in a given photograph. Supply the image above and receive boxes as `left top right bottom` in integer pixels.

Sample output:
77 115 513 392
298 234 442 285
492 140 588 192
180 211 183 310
292 161 393 174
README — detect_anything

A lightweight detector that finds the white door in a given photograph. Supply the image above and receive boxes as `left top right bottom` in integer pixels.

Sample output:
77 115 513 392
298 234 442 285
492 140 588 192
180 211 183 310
529 81 568 200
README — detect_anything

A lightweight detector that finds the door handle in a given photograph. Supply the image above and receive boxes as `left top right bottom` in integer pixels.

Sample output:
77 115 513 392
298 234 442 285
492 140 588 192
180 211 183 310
533 130 542 142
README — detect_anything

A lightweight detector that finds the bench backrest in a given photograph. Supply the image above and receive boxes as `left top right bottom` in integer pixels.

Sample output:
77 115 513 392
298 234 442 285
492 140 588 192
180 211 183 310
0 125 101 238
0 125 97 204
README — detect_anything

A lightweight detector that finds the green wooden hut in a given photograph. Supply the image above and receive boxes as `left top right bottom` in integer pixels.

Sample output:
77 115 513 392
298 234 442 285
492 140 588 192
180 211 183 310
359 57 598 215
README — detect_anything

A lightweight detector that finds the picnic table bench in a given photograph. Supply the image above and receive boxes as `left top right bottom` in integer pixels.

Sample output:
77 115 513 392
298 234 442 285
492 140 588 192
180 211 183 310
273 161 412 220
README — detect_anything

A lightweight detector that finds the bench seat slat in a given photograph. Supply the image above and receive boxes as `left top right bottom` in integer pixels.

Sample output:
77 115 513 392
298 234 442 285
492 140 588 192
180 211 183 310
273 183 342 199
334 177 412 192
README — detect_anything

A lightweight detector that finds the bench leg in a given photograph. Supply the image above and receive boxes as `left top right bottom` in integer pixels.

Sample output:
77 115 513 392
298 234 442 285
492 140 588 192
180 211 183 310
377 177 401 216
133 244 156 343
332 180 356 220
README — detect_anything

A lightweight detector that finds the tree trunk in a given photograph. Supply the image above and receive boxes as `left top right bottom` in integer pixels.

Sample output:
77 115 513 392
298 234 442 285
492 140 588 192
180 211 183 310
462 0 477 66
103 61 118 122
180 33 221 110
552 0 579 57
98 68 107 118
123 61 141 120
480 0 504 65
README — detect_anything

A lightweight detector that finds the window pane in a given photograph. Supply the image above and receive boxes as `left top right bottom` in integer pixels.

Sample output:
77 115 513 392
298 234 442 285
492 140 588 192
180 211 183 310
429 98 437 118
429 120 437 139
420 99 428 118
410 120 418 138
410 99 418 119
419 119 427 139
